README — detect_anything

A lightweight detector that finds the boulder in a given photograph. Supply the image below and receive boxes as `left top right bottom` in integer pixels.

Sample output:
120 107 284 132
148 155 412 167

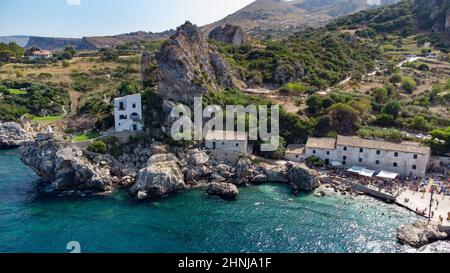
397 221 448 248
0 122 33 149
156 21 236 105
236 157 253 178
130 153 186 200
208 24 249 46
286 162 321 191
20 139 112 192
418 241 450 253
186 149 210 165
207 182 239 200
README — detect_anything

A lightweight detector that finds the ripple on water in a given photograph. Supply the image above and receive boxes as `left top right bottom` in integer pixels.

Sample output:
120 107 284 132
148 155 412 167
0 149 419 253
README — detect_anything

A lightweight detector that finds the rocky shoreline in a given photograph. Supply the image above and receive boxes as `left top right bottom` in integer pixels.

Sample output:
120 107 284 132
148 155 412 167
19 135 320 200
0 122 33 149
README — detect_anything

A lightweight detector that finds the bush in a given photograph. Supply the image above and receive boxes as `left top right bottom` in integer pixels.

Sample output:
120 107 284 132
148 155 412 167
87 140 108 154
401 77 417 93
417 63 429 71
390 74 402 84
62 60 70 68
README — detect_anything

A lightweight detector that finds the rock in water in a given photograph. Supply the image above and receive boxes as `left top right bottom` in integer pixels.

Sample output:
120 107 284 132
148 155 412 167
207 182 239 200
20 138 112 192
286 162 321 191
208 24 248 46
397 221 448 248
0 122 33 149
130 153 186 200
156 21 236 105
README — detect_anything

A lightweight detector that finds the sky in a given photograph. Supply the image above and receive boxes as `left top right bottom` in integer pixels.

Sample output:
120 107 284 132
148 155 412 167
0 0 255 37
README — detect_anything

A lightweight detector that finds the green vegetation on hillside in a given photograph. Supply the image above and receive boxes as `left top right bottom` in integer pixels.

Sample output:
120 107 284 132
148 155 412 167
0 80 70 122
217 29 379 89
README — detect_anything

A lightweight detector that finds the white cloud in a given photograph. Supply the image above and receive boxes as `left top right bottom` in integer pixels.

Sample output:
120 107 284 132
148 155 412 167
66 0 81 6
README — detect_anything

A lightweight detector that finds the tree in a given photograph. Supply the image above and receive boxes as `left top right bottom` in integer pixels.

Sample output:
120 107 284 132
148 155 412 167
372 87 388 103
410 116 429 132
328 103 360 134
87 140 108 154
401 77 417 93
0 50 15 62
306 95 323 116
118 81 139 96
390 74 402 84
381 101 402 119
376 114 395 126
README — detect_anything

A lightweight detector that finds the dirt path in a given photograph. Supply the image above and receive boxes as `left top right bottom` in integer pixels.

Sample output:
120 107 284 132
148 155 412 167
69 90 81 114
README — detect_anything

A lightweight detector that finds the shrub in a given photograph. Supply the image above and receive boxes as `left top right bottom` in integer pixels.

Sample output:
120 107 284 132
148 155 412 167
87 140 108 154
390 74 402 84
401 77 417 93
62 60 70 68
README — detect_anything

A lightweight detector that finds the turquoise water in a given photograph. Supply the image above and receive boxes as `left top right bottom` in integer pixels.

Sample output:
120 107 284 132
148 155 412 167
0 149 418 253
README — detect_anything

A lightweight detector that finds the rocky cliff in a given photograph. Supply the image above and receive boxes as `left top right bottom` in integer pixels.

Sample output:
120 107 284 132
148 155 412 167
20 136 113 193
0 122 33 149
156 21 236 105
208 24 249 46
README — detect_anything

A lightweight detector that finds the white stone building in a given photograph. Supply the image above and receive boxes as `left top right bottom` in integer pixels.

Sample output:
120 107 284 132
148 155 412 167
30 50 52 60
114 94 143 132
205 130 248 154
286 135 431 177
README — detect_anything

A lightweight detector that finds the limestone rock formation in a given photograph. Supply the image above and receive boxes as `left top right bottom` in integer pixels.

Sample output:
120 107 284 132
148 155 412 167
286 162 321 191
141 51 155 87
397 221 448 248
20 138 112 192
418 241 450 253
208 24 249 46
250 160 320 191
156 21 236 105
0 122 33 149
207 182 239 200
130 153 186 200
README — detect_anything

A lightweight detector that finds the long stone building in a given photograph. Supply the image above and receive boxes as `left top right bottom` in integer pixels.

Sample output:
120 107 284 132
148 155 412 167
286 136 431 177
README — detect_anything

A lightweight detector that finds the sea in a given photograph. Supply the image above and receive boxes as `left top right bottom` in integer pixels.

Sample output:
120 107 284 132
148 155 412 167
0 149 418 253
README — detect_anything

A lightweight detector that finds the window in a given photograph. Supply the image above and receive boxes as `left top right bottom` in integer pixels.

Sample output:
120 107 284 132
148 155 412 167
235 143 239 147
359 158 363 163
119 102 125 110
343 156 347 160
343 147 347 151
360 148 364 153
376 160 380 165
222 142 225 146
295 155 299 159
119 115 127 120
132 103 136 108
343 161 346 165
376 150 381 155
313 150 316 154
413 154 418 159
394 152 399 157
327 151 330 155
393 163 398 167
412 165 417 170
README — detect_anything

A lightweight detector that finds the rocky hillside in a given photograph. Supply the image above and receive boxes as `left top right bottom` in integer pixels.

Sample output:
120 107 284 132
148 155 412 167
25 30 174 51
156 22 237 105
202 0 400 38
335 0 450 34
